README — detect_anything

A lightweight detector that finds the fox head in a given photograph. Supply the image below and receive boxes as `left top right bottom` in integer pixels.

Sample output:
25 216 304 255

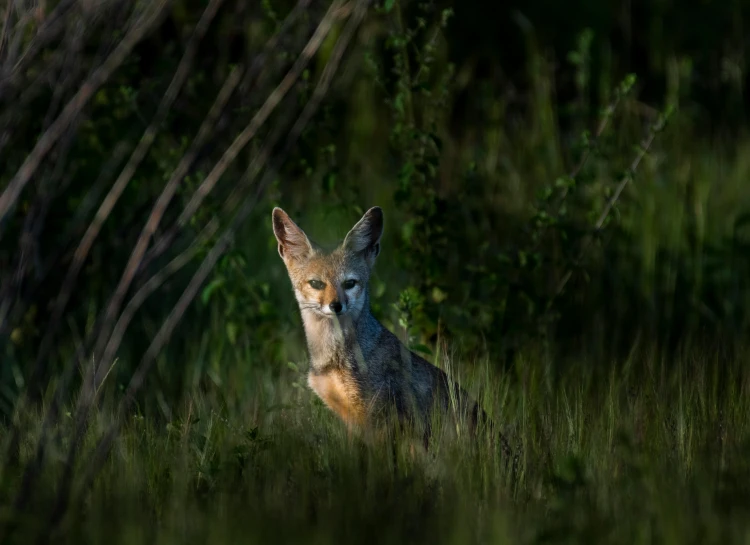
272 206 384 324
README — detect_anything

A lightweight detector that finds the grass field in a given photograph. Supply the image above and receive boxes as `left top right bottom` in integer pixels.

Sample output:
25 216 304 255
4 336 750 544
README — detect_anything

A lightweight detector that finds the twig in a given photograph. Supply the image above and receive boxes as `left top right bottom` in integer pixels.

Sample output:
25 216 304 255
164 0 351 249
0 0 76 99
532 75 637 244
139 0 316 274
559 76 635 202
40 17 87 130
0 23 220 504
75 0 371 511
32 1 363 534
239 0 313 94
91 63 243 374
0 121 79 335
217 0 366 224
0 1 211 533
288 0 366 145
0 0 14 64
546 106 674 310
100 217 221 375
80 0 227 396
0 1 168 225
24 0 223 405
89 0 349 388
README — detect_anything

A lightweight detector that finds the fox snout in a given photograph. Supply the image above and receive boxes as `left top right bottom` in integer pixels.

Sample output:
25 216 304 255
327 301 344 315
316 284 348 317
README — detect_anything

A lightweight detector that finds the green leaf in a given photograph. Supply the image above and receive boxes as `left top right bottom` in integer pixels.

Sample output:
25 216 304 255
401 219 415 242
373 280 386 299
384 0 396 12
201 277 225 304
411 343 433 356
431 286 447 303
226 322 238 345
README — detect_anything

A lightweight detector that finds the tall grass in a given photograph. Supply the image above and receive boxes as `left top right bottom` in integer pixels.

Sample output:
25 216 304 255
3 335 750 544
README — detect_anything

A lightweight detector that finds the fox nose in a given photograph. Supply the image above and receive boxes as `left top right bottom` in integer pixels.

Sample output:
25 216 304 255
329 301 343 314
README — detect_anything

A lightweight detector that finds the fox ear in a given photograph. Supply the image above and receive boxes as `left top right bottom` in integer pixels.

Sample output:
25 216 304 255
272 207 313 261
344 207 384 266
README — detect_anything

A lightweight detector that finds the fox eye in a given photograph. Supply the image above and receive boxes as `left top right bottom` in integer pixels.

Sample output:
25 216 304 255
343 279 357 290
308 279 326 290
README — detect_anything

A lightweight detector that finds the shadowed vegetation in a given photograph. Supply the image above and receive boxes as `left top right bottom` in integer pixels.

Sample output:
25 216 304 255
1 0 749 543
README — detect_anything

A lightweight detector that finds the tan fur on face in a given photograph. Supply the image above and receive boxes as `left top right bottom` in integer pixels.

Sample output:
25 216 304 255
285 249 370 322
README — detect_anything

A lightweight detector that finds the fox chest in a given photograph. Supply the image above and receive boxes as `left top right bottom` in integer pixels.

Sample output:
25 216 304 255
308 370 365 428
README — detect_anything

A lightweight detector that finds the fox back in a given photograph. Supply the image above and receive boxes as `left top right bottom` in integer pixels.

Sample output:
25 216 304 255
272 206 498 448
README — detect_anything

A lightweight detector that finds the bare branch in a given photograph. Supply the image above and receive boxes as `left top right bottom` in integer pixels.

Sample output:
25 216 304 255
0 0 14 64
101 218 220 369
25 0 224 402
0 0 77 98
90 0 349 385
90 62 243 372
140 0 316 273
75 0 371 511
547 108 673 308
0 0 169 225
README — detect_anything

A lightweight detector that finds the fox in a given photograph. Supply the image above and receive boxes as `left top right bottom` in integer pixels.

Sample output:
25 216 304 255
272 206 513 462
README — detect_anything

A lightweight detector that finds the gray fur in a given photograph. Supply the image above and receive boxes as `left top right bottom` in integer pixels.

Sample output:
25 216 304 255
272 207 512 458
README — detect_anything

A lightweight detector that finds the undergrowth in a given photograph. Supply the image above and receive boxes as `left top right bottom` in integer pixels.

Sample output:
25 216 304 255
3 339 750 544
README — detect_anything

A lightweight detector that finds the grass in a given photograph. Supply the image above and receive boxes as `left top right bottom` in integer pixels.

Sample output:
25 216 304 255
4 336 750 544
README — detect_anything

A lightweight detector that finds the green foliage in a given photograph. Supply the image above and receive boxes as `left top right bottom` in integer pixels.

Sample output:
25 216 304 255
366 2 456 344
2 0 749 387
2 0 750 540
